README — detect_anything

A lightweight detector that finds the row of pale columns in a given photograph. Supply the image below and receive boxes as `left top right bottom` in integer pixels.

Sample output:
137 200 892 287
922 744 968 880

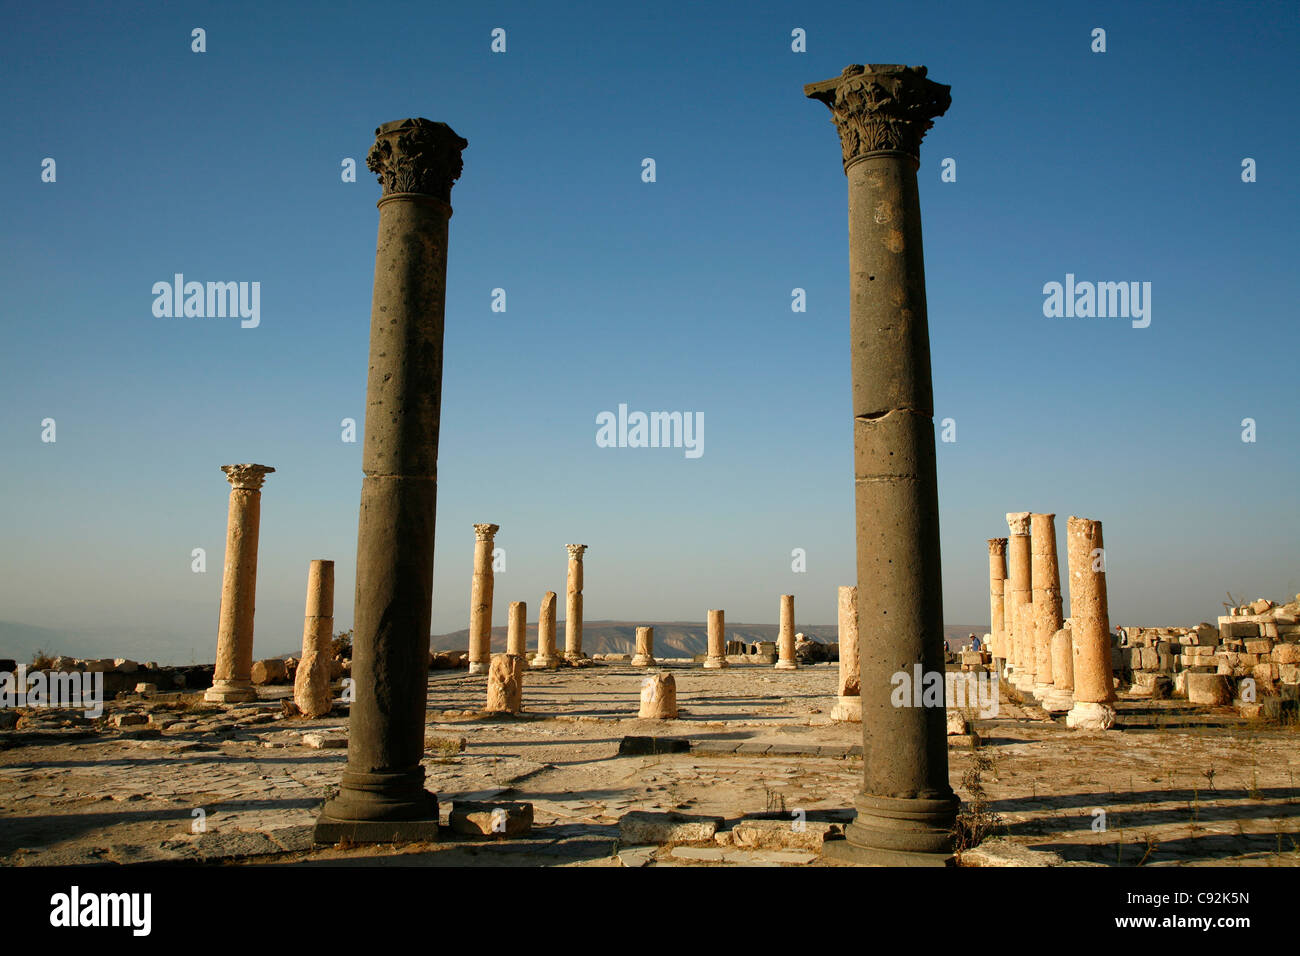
987 512 1116 730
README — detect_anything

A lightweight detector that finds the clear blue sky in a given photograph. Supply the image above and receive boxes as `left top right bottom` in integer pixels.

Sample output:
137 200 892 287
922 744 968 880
2 0 1296 663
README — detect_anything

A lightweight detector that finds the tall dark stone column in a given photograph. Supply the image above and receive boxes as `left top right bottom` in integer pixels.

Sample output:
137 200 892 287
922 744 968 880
805 65 956 866
315 118 467 843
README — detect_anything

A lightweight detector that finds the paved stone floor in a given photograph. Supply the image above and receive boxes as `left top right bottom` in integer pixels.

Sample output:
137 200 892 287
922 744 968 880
1 662 1297 866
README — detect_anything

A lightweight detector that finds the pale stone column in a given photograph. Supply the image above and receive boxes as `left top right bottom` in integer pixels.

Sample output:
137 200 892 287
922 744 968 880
775 594 798 670
831 585 861 722
704 609 728 668
987 539 1007 671
532 591 560 668
564 544 588 661
507 600 528 668
1006 512 1034 690
316 118 466 843
639 672 677 719
486 653 523 714
1066 517 1117 730
206 463 275 703
468 523 500 675
807 64 956 865
1030 513 1064 697
1044 625 1075 713
294 559 335 718
632 626 656 666
1001 577 1014 679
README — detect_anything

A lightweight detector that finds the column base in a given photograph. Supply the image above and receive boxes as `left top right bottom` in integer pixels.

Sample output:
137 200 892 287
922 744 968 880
703 657 728 669
631 655 655 667
1066 700 1117 731
830 695 862 722
823 792 958 866
1041 689 1074 713
204 680 257 703
531 654 561 669
467 661 488 676
314 769 440 845
774 660 798 670
564 652 588 663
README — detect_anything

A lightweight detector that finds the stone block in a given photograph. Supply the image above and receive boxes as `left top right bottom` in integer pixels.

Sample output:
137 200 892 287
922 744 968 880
619 811 722 844
1186 673 1232 706
1220 621 1260 639
449 800 532 837
1273 644 1300 665
251 659 289 685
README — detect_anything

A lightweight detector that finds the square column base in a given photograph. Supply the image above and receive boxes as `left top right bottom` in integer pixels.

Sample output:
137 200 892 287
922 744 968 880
467 661 488 675
313 815 441 845
821 836 955 867
631 656 655 667
774 661 798 670
531 655 561 669
703 658 728 669
204 680 257 703
830 696 862 722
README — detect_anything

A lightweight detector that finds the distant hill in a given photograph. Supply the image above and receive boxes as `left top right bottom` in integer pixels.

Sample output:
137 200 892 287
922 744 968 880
429 619 990 657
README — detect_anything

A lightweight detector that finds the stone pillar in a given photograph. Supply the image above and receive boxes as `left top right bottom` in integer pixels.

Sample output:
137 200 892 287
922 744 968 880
831 585 861 722
294 559 335 718
206 463 275 703
486 653 523 714
987 539 1007 672
775 594 798 670
531 591 560 668
468 523 499 675
806 64 956 865
632 626 656 666
704 609 728 668
1030 513 1063 697
1066 517 1117 730
1006 512 1034 690
1044 626 1075 713
564 544 588 661
1001 575 1014 679
639 672 677 719
507 600 528 667
315 118 466 843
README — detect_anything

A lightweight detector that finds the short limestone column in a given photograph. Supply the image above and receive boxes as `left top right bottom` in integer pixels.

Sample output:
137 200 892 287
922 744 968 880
206 463 275 703
531 591 560 668
632 626 656 666
704 610 728 668
1001 575 1014 679
1030 513 1064 697
987 539 1007 672
507 601 528 668
1043 625 1075 713
831 585 861 722
806 63 956 865
468 523 500 675
639 672 677 719
1006 512 1034 690
775 594 798 670
486 653 523 714
294 559 335 718
315 118 467 843
564 544 588 661
1066 517 1117 730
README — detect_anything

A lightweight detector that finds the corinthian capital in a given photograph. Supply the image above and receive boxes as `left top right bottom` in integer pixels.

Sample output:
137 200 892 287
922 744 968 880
1006 512 1031 536
367 118 468 201
804 64 950 169
565 544 588 559
988 537 1008 556
473 523 500 541
221 463 275 491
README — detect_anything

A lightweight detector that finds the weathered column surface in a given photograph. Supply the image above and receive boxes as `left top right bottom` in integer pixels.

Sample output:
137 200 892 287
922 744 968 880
987 539 1007 669
467 523 499 675
632 626 656 666
806 64 955 865
532 591 560 668
1066 517 1117 730
486 653 523 714
564 544 588 661
206 463 275 703
831 585 861 722
1001 566 1014 678
507 600 528 667
704 609 728 668
316 118 466 843
775 594 798 669
1006 512 1034 689
294 559 335 718
1031 513 1063 696
1045 625 1075 713
639 672 677 719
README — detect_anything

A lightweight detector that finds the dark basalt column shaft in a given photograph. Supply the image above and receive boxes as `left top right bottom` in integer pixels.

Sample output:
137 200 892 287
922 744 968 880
805 64 957 866
316 118 466 842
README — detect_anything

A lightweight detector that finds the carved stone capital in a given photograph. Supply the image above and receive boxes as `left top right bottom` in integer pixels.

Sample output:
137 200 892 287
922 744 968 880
367 118 468 201
221 463 274 491
1006 512 1031 536
804 64 950 169
565 544 588 559
473 523 500 541
988 537 1008 556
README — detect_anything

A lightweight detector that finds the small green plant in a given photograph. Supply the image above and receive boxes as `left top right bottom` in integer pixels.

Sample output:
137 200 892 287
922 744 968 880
953 749 1003 857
